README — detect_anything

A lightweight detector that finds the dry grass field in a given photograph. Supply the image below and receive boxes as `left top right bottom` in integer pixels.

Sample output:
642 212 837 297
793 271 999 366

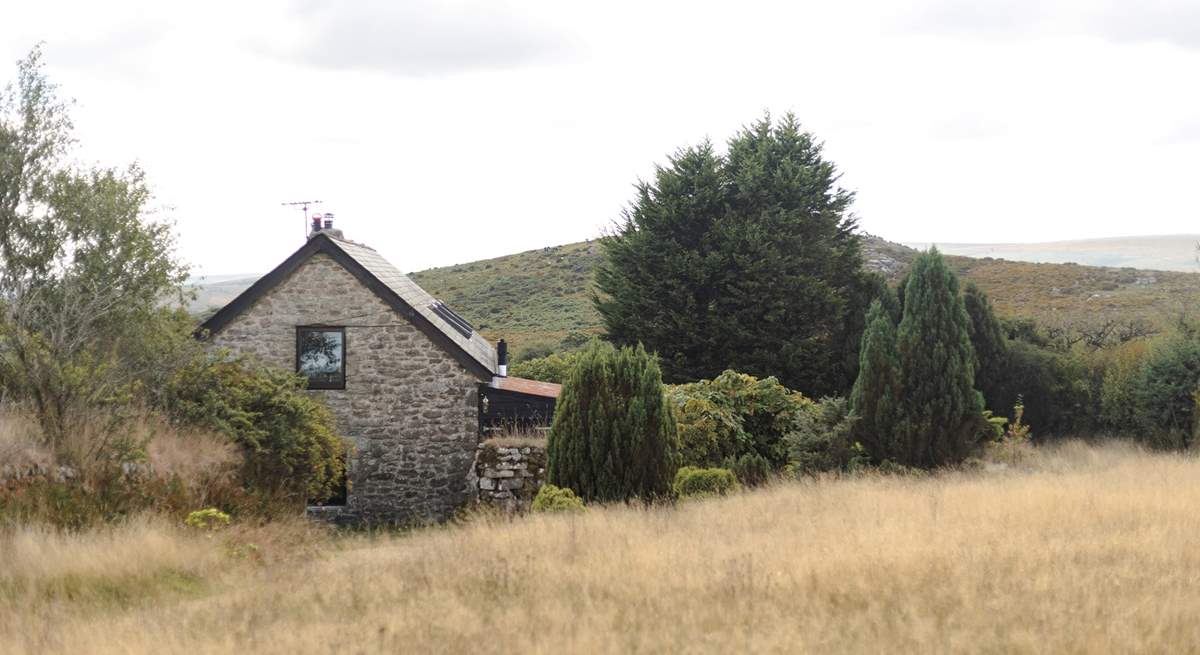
4 441 1200 654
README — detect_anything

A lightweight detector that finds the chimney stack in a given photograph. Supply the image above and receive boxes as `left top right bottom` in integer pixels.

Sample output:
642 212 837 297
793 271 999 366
497 339 508 377
308 212 344 239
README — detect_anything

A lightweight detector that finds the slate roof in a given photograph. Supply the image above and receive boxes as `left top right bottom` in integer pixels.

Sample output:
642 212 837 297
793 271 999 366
198 231 498 379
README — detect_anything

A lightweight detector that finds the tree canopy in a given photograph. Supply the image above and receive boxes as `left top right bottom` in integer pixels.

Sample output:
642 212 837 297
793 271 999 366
594 113 871 396
0 47 188 450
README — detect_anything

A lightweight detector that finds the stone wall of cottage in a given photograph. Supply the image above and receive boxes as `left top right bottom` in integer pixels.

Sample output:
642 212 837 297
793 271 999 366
473 441 546 512
209 252 483 524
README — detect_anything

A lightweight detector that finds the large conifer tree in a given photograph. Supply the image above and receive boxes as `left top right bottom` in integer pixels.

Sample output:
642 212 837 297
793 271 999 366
893 249 985 467
594 113 870 397
546 340 679 502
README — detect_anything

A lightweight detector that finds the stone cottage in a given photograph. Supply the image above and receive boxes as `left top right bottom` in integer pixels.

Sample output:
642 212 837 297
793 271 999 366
199 218 559 523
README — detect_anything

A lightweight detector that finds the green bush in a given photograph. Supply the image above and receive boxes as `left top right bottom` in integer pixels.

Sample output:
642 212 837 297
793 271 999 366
990 340 1081 435
723 452 772 487
162 353 349 504
1131 334 1200 449
786 397 864 474
667 370 810 470
546 340 678 503
672 466 739 499
666 383 743 468
531 484 585 513
1099 341 1151 433
508 351 580 384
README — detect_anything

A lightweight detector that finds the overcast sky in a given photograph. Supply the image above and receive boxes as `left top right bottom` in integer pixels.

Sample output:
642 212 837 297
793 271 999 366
4 0 1199 276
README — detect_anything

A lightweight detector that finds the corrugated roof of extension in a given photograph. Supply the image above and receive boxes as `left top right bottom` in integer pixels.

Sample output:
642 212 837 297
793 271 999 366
493 376 562 399
197 231 498 380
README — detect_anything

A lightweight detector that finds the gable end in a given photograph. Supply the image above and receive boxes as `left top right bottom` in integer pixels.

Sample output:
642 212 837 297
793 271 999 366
198 233 495 380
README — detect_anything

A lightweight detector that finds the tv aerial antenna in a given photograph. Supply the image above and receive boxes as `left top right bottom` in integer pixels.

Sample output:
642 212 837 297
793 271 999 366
282 200 323 239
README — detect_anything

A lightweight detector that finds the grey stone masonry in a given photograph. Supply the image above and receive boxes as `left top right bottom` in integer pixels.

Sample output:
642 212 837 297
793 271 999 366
473 441 546 513
210 252 484 524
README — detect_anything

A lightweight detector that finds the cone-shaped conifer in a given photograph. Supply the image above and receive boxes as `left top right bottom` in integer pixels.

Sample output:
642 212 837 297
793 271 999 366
849 299 902 463
546 340 679 502
894 248 985 467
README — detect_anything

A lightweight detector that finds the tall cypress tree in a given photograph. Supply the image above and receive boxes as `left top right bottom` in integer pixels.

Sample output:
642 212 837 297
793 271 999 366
962 281 1010 415
893 248 985 467
849 299 902 463
594 113 869 397
546 340 679 502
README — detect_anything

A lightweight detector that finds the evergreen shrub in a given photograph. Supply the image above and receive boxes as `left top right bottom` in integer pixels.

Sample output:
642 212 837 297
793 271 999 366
667 370 810 470
786 396 864 474
672 467 739 499
531 485 585 513
1131 334 1200 449
546 340 678 503
162 353 349 505
723 452 772 487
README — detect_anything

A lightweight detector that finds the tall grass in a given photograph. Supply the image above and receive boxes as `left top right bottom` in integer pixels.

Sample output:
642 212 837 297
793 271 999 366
5 440 1200 653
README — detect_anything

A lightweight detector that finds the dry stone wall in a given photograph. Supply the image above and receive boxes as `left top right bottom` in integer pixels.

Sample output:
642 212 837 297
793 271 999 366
473 441 546 512
210 252 484 524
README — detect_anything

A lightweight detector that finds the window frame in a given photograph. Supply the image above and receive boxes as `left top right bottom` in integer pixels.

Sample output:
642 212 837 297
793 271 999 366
295 326 347 390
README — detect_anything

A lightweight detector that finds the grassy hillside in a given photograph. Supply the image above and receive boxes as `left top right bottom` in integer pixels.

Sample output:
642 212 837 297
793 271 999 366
412 235 1200 356
409 240 605 358
191 235 1200 357
7 442 1200 654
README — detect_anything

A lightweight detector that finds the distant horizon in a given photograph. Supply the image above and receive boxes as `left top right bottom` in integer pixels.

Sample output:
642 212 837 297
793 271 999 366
188 231 1200 283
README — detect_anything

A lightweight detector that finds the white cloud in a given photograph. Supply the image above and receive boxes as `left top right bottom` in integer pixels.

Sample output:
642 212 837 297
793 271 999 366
1 0 1198 276
272 0 575 76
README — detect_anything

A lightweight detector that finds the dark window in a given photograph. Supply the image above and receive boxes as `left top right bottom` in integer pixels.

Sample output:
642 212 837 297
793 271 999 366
297 327 346 389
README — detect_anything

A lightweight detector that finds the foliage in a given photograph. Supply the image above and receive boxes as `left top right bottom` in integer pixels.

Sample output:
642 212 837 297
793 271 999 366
546 340 678 503
722 452 772 487
530 484 585 513
594 112 871 397
892 249 986 467
849 300 901 463
508 351 580 384
963 282 1010 413
0 48 189 452
1130 334 1200 449
1099 340 1153 433
162 353 349 504
667 370 811 470
185 508 231 531
397 233 1200 375
672 466 739 499
786 396 864 474
985 340 1081 435
985 399 1034 465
